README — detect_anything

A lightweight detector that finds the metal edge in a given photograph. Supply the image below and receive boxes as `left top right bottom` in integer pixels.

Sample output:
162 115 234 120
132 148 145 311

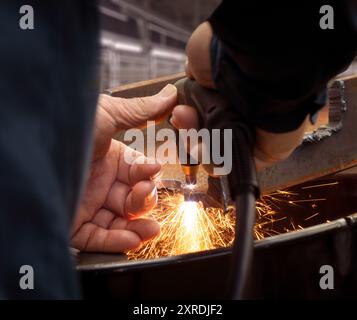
76 216 350 273
259 76 357 194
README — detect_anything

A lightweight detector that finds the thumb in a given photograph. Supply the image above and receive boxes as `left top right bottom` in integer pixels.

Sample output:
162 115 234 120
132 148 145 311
94 84 177 160
112 84 177 130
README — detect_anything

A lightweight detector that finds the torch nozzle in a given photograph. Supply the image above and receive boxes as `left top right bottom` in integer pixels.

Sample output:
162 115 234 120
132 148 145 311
181 164 199 186
182 182 196 201
180 164 199 201
185 175 197 185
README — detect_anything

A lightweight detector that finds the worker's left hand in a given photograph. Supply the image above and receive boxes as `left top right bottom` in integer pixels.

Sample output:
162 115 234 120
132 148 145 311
71 84 177 252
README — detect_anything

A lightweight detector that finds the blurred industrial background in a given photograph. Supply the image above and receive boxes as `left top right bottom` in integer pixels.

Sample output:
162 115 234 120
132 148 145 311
99 0 357 91
99 0 221 90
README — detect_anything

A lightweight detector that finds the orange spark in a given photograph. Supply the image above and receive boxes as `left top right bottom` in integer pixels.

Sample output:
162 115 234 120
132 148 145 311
127 182 334 260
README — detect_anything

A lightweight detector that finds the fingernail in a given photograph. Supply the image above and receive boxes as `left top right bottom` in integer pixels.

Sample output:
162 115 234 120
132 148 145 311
170 114 179 128
151 169 163 184
145 187 157 205
158 84 177 97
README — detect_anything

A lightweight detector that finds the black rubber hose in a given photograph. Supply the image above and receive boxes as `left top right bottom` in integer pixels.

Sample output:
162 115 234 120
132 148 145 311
173 77 259 299
226 125 259 300
229 193 257 299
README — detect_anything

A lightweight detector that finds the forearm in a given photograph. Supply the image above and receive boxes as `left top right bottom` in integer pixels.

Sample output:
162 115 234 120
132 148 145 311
254 116 309 171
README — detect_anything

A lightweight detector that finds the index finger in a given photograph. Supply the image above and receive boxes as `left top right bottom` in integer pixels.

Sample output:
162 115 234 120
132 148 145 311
170 105 200 130
117 142 161 186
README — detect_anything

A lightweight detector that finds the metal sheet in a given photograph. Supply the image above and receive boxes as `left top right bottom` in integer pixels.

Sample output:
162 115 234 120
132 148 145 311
259 77 357 193
107 75 357 193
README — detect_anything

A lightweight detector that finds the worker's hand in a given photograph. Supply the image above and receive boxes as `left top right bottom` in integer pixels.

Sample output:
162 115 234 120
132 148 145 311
171 104 308 172
185 22 215 89
173 21 307 172
71 84 177 253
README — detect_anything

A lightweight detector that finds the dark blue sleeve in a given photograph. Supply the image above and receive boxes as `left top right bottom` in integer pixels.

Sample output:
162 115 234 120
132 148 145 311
0 1 99 298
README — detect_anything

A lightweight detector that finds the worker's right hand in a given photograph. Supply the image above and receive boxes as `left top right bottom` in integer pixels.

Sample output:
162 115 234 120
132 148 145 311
171 104 309 172
185 22 215 89
172 21 309 172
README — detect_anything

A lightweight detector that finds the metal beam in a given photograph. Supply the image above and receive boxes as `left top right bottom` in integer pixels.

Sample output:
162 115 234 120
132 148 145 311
259 76 357 193
107 73 357 194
